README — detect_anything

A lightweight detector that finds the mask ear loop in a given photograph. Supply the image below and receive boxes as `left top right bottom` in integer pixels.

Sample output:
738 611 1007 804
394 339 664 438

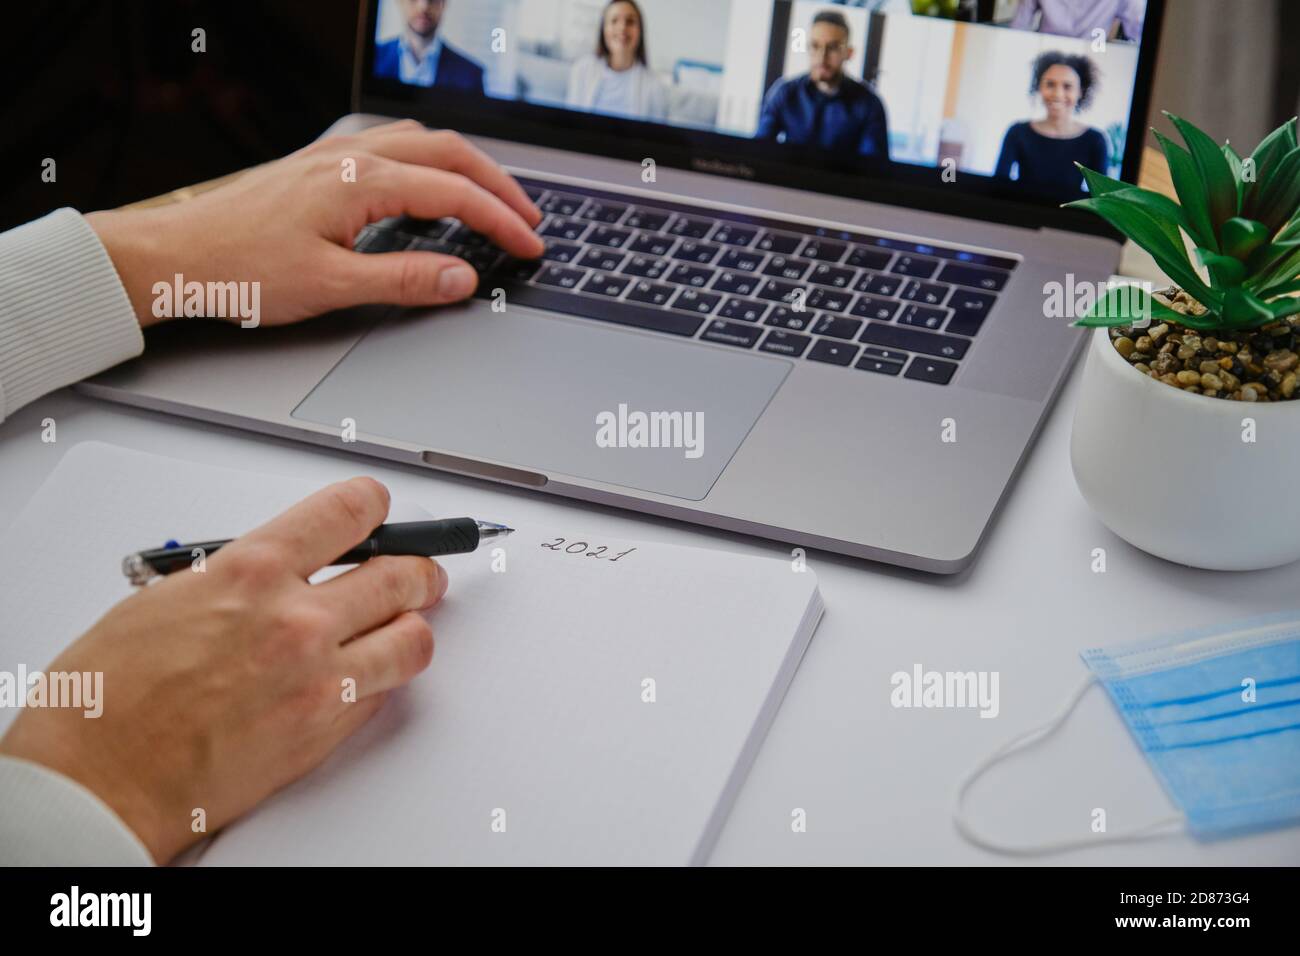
954 673 1184 856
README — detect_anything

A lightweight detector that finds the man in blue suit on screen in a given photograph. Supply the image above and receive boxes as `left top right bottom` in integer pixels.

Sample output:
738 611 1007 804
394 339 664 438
374 0 485 93
757 10 888 162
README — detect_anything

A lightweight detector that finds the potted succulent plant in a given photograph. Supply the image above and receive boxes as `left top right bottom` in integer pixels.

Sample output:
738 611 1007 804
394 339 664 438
1068 113 1300 570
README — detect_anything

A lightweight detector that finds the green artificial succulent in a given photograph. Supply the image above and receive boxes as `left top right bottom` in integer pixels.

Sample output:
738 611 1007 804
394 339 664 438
1066 113 1300 331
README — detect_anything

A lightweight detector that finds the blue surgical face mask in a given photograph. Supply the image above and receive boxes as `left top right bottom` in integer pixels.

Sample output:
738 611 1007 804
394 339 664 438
955 613 1300 855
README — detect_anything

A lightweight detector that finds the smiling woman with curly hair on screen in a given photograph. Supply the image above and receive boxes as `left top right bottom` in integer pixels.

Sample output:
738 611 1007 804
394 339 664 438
994 51 1109 202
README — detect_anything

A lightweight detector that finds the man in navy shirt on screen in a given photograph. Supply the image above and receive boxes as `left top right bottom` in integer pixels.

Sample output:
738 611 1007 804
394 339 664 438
757 10 889 161
374 0 485 93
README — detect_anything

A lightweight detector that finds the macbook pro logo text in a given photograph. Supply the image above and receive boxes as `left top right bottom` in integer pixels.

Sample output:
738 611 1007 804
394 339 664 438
691 157 756 179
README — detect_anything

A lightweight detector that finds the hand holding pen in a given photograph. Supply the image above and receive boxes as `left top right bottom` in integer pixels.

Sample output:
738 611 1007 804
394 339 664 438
123 518 513 585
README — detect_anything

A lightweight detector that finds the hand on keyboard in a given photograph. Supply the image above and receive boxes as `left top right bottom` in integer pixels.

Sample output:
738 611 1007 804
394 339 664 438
358 175 1019 387
86 120 544 329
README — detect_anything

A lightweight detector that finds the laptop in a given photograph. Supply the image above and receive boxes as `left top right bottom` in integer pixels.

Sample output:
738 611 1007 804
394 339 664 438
81 0 1165 573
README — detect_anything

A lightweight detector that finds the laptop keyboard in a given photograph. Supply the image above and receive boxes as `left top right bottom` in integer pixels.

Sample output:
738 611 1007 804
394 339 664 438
353 177 1019 386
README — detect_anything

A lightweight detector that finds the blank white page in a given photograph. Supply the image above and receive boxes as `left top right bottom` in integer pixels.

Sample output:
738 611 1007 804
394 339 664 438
0 442 821 865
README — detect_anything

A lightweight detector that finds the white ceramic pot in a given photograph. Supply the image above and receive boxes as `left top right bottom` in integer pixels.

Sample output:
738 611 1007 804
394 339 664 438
1071 327 1300 570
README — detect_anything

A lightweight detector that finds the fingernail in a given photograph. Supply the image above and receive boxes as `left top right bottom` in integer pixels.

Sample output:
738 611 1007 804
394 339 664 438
431 560 449 604
439 265 476 300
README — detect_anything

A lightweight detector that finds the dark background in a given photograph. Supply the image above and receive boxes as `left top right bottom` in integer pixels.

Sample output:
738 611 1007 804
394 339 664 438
2 1 1298 235
0 1 359 232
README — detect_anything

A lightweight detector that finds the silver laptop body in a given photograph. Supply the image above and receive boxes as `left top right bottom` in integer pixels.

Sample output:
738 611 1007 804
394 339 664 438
80 1 1165 573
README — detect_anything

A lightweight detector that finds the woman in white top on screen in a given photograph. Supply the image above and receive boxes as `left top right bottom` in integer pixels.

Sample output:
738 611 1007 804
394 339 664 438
565 0 669 123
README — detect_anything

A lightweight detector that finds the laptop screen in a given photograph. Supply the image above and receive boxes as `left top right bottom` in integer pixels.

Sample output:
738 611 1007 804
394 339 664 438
361 0 1161 225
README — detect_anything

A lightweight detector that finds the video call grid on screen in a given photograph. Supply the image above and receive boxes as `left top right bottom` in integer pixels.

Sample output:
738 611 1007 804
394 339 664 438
372 0 1150 205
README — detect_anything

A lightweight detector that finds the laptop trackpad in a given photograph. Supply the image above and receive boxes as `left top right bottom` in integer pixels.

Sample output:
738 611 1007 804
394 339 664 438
292 303 791 500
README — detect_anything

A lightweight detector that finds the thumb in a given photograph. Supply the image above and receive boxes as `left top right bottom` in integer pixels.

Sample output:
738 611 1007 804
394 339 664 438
337 248 480 308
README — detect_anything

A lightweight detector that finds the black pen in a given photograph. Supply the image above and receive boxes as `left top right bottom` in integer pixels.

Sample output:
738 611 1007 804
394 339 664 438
121 519 513 585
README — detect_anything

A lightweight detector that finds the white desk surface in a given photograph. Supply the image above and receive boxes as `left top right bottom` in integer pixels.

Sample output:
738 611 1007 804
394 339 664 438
3 363 1297 866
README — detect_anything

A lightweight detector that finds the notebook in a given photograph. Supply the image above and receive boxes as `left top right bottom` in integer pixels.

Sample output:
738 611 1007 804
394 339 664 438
0 442 823 865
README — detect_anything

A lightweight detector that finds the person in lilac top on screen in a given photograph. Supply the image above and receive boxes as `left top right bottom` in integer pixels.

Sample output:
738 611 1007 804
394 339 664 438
1011 0 1146 42
994 52 1109 203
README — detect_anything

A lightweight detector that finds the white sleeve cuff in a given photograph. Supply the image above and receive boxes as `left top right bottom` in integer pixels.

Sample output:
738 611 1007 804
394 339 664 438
0 755 154 866
0 208 143 423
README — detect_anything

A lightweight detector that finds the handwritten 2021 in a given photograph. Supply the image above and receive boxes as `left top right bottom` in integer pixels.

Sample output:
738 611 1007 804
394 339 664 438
539 538 636 561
